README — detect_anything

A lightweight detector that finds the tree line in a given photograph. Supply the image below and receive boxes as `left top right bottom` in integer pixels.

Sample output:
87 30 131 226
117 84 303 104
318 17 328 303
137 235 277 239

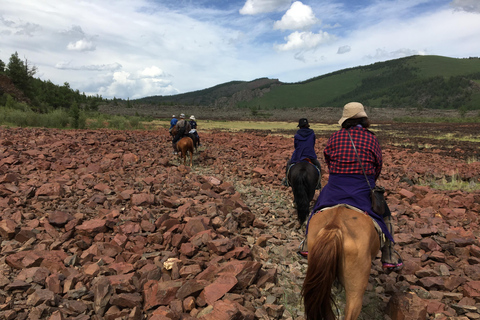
0 51 105 113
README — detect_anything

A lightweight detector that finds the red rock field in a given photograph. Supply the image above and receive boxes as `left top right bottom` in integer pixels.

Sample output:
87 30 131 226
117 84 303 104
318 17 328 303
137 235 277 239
0 124 480 320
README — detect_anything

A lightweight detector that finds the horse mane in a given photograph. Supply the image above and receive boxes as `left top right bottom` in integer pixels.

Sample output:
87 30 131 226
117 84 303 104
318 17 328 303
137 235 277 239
302 221 343 320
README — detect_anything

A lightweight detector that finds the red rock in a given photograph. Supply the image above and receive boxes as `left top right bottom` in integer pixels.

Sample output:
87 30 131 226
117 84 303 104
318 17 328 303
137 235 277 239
386 292 427 320
176 279 208 300
0 219 17 239
123 153 138 164
110 293 143 308
179 264 202 278
183 217 209 237
463 281 480 297
207 238 234 254
200 274 238 306
108 262 134 275
199 299 254 320
16 267 50 285
48 211 73 227
131 193 155 206
93 277 113 316
45 274 63 294
218 260 262 289
36 183 64 197
26 288 56 307
76 219 107 235
143 280 183 310
419 238 442 252
426 300 445 314
119 221 141 234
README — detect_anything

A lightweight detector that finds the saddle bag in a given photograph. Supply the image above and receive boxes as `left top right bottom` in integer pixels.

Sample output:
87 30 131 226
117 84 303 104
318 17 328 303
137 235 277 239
370 186 386 216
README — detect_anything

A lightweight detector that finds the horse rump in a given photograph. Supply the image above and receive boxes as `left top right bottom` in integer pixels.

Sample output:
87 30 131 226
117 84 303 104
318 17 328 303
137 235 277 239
303 206 381 320
176 137 194 166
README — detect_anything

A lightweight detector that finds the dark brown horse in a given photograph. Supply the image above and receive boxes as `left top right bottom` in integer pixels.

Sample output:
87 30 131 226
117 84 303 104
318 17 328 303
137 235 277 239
287 161 320 225
302 205 380 320
176 137 194 166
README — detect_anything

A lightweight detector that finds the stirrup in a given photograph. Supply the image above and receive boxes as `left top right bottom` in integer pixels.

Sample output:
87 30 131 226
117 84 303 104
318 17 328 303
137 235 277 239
297 240 308 258
382 250 403 272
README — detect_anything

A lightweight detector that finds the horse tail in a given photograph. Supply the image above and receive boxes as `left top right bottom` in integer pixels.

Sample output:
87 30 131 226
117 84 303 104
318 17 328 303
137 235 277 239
293 169 310 224
302 222 344 320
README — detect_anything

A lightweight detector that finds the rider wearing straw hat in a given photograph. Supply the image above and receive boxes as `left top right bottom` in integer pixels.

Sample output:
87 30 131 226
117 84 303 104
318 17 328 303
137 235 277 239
310 102 403 271
189 115 201 146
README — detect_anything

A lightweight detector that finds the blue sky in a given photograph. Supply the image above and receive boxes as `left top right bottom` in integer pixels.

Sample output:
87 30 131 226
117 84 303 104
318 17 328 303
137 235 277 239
1 0 479 100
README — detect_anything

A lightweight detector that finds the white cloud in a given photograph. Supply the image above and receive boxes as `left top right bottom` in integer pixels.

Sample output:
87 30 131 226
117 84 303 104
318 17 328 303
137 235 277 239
275 31 334 51
98 70 177 99
240 0 292 15
55 61 122 72
273 1 318 30
450 0 480 13
139 66 167 78
67 39 96 51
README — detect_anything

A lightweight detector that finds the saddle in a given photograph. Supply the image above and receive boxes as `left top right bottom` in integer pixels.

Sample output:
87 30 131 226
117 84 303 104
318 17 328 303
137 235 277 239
286 159 321 188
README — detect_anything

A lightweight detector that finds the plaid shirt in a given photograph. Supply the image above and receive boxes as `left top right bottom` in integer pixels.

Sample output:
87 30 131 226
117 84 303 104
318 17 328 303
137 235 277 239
324 126 382 179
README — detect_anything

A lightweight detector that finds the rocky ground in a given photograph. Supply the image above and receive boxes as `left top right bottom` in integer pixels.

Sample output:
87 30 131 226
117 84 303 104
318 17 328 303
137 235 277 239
0 123 480 320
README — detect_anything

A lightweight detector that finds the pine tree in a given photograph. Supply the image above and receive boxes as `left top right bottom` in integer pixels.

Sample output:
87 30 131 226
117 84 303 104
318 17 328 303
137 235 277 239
0 59 5 74
6 52 36 99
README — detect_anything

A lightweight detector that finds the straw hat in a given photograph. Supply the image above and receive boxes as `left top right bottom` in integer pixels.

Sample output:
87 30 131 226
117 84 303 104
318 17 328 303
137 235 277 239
190 115 195 120
180 113 185 119
338 102 368 126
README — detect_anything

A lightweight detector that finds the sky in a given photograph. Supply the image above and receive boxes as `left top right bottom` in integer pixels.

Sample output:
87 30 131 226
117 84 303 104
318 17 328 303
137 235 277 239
1 0 480 100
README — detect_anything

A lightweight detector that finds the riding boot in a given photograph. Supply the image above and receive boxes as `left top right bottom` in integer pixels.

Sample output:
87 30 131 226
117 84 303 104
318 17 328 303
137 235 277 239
381 216 403 271
312 159 322 190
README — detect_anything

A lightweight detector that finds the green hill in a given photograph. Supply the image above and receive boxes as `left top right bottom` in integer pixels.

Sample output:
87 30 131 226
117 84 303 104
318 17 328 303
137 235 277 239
136 55 480 112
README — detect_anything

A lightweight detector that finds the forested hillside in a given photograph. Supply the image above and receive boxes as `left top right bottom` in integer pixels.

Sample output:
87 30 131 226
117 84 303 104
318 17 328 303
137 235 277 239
0 52 104 113
236 55 480 111
133 55 480 113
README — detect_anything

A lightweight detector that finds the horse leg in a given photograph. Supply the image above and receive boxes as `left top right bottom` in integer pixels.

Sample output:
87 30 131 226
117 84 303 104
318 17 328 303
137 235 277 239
342 258 371 320
341 224 378 320
189 150 193 166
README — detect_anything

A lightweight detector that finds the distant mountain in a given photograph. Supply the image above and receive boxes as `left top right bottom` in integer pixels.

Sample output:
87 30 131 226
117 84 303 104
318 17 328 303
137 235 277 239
135 77 282 106
135 55 480 111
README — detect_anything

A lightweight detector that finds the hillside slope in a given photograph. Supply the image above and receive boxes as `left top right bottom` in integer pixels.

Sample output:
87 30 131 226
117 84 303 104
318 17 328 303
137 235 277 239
133 55 480 111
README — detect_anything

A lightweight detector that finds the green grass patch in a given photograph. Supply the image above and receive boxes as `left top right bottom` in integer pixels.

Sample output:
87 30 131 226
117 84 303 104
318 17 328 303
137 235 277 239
419 174 480 192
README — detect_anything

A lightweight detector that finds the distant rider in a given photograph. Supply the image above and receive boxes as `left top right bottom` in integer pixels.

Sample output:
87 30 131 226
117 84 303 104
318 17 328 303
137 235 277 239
172 114 191 154
189 115 201 146
169 115 178 134
282 118 321 189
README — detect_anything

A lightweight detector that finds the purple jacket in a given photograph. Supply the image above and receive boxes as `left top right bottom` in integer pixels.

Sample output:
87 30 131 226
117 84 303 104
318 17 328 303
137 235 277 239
290 128 317 163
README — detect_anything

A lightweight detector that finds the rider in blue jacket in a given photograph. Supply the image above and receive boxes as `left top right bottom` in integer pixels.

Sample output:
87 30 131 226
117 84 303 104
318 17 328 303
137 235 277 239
282 118 321 188
170 115 178 130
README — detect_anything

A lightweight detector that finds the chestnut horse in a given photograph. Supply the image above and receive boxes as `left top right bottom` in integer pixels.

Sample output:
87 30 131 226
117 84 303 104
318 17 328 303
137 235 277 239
302 205 380 320
171 125 199 151
176 137 194 166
